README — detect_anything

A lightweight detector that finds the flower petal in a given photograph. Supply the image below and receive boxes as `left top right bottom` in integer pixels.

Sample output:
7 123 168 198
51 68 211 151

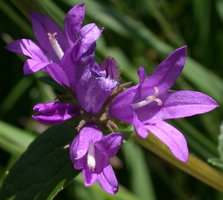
23 59 50 74
82 167 97 187
145 121 188 162
101 57 119 81
138 66 146 84
32 102 79 125
97 164 119 194
78 23 103 58
142 46 187 93
43 63 70 86
44 46 78 88
59 47 77 90
138 91 219 121
94 148 108 173
133 67 147 102
5 39 48 61
95 133 123 158
133 112 149 138
77 42 96 65
109 86 137 124
30 11 69 62
161 91 219 119
70 124 103 162
64 3 85 44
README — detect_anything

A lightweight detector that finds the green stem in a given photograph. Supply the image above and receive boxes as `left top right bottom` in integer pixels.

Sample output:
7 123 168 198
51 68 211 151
132 134 223 192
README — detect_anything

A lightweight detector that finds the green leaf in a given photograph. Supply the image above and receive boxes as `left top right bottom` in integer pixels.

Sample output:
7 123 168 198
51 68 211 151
208 158 223 169
0 77 33 116
0 123 79 200
218 124 223 159
216 0 223 21
0 121 34 155
0 0 32 36
122 141 156 200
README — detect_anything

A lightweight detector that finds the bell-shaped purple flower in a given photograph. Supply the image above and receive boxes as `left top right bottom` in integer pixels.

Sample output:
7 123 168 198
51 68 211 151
70 124 123 194
32 102 80 125
75 57 119 114
5 3 102 87
109 46 219 162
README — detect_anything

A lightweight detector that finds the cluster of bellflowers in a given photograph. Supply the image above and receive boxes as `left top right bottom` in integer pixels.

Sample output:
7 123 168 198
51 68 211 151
6 3 219 194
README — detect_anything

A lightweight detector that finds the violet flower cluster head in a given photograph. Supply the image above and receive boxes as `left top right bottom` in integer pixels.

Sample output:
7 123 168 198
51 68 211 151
6 3 219 194
6 3 123 194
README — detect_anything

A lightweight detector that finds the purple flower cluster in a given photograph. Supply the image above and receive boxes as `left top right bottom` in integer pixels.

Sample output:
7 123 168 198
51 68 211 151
6 3 218 194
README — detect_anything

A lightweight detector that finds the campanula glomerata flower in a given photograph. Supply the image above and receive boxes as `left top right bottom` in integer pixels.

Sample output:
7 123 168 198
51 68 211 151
70 124 123 194
5 3 102 91
109 46 219 162
5 1 219 194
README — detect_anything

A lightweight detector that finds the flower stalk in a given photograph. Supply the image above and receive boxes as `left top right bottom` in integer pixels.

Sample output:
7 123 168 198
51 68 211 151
132 133 223 192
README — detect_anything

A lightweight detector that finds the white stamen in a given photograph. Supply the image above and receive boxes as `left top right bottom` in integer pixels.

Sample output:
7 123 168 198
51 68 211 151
63 144 70 149
48 32 64 59
131 87 162 109
87 143 96 171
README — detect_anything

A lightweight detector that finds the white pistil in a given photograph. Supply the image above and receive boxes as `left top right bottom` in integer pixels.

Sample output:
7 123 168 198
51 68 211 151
48 32 64 60
87 143 96 171
131 87 162 109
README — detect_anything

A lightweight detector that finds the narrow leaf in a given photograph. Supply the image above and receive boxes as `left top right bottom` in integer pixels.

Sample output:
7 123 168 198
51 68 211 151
0 121 34 155
208 158 223 169
122 141 156 200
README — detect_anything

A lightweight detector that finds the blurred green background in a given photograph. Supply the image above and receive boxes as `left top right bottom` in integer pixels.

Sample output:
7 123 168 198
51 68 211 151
1 0 223 199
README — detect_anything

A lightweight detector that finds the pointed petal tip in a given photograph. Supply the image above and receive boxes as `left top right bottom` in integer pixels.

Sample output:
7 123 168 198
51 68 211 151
175 152 189 163
66 2 86 17
5 43 12 51
107 186 119 194
77 2 85 7
100 27 104 32
174 45 187 56
33 104 41 112
172 144 189 163
138 66 146 83
176 45 187 57
82 168 97 187
97 164 119 194
5 42 18 53
181 156 189 163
